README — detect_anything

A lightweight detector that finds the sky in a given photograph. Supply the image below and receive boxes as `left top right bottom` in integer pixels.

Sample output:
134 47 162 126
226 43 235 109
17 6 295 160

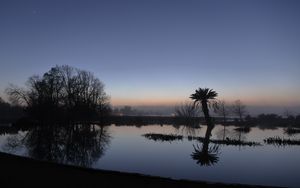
0 0 299 112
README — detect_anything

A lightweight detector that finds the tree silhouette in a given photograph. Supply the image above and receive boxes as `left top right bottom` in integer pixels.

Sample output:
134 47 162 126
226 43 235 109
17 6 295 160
232 100 247 122
6 65 111 121
189 88 219 166
0 97 24 120
174 101 200 118
213 100 230 123
190 88 218 123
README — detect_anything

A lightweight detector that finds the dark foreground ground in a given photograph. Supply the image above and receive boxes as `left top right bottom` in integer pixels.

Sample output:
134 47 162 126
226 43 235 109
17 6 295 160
0 152 283 188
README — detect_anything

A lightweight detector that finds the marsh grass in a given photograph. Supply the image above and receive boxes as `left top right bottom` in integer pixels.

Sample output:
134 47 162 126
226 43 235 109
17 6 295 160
143 133 260 146
264 136 300 146
189 136 261 146
234 127 251 133
284 128 300 135
143 133 183 142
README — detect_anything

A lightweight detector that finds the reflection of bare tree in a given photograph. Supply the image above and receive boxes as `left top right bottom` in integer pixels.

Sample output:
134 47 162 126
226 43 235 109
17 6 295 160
215 125 230 141
6 123 111 167
234 126 251 142
3 134 24 152
174 124 201 137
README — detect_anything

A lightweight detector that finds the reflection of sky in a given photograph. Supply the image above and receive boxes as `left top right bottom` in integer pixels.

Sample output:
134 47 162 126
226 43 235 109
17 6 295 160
0 0 299 106
97 125 300 187
1 124 300 187
96 126 300 186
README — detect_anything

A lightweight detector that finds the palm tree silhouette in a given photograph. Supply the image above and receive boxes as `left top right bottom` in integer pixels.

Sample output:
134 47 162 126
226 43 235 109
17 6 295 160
190 88 218 123
190 88 219 166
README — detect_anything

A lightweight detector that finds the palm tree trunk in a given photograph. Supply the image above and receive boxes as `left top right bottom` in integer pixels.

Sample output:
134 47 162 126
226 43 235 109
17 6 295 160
201 100 211 124
202 123 214 153
223 125 226 141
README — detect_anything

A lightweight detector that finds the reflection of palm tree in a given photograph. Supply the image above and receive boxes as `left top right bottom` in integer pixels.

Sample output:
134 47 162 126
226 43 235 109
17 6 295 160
191 144 219 166
190 88 218 123
191 124 220 166
222 125 227 141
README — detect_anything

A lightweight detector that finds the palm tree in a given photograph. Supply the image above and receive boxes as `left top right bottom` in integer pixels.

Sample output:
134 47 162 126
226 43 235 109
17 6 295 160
190 88 218 123
189 88 218 166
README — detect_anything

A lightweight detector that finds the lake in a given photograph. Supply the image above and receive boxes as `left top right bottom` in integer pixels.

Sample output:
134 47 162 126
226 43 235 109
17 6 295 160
0 123 299 187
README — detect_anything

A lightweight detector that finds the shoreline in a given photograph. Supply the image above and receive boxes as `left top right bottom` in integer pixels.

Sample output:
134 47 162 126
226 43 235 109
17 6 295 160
0 152 283 188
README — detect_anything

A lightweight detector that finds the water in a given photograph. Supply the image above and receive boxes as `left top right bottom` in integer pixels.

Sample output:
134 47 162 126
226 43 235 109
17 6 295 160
0 124 299 187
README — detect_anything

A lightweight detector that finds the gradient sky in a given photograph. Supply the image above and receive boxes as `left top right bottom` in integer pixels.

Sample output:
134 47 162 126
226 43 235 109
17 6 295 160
0 0 299 108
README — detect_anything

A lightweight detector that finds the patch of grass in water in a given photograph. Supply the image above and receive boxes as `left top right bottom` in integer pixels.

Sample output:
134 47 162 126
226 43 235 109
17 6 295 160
188 136 261 146
143 133 183 142
264 136 300 146
144 133 260 146
284 128 300 135
211 137 260 146
234 127 251 133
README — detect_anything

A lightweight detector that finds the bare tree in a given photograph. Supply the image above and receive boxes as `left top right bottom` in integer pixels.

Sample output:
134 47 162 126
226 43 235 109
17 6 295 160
231 100 247 121
0 97 4 103
174 101 200 118
6 84 30 106
213 100 230 122
6 65 111 120
283 108 294 118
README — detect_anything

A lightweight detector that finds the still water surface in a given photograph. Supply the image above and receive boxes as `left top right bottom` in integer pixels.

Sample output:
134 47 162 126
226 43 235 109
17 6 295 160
0 124 299 187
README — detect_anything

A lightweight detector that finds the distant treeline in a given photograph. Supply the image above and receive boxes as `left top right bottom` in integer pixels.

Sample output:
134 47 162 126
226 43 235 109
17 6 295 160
4 115 298 129
105 114 300 128
1 98 300 129
1 97 300 128
242 113 300 128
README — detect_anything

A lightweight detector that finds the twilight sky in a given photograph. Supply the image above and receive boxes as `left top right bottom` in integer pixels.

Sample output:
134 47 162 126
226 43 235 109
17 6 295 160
0 0 299 109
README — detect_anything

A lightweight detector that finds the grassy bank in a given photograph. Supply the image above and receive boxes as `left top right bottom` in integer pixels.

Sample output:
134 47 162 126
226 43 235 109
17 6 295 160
0 152 281 188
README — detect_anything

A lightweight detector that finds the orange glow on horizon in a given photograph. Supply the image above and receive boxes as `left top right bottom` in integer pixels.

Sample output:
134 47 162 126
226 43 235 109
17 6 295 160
111 97 183 106
111 95 300 107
